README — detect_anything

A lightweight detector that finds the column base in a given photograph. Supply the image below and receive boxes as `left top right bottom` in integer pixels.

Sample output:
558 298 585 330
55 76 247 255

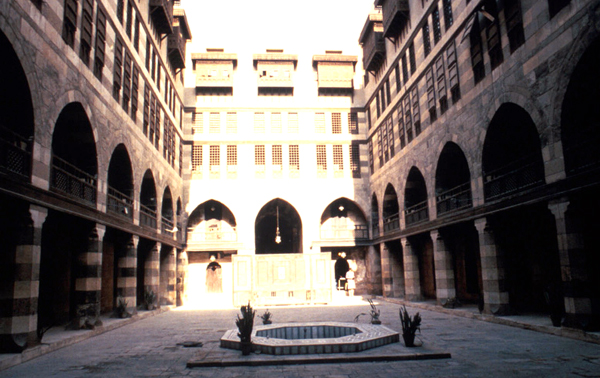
484 303 512 315
0 333 28 353
563 313 600 331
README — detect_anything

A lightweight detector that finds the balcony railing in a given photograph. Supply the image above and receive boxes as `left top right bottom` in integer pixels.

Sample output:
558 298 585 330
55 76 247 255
372 222 380 238
167 26 185 70
404 200 429 226
149 0 173 35
50 155 96 205
161 216 174 233
140 203 157 229
383 213 400 233
107 186 133 219
187 228 238 243
564 130 600 175
483 155 544 201
436 182 472 215
0 125 31 179
380 0 410 40
320 225 369 240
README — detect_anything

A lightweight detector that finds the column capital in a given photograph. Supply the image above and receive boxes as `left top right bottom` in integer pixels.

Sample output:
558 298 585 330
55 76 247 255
548 197 570 218
474 217 489 233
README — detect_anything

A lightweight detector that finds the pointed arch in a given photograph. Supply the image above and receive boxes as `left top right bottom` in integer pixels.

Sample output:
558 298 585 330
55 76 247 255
255 198 302 254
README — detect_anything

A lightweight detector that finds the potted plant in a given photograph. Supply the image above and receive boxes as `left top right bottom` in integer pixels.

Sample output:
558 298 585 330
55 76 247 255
260 309 273 325
115 296 131 319
144 288 157 311
368 299 381 324
399 305 421 347
236 301 255 355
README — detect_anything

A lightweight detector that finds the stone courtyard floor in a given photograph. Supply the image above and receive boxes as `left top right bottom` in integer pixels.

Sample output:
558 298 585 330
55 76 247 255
1 297 600 377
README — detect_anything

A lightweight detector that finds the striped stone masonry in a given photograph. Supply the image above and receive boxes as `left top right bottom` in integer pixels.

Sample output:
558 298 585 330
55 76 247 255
118 236 138 314
401 238 422 301
431 230 456 305
0 205 47 352
144 242 160 307
474 218 510 315
176 250 187 306
160 246 176 306
548 199 598 330
379 244 393 297
73 225 106 329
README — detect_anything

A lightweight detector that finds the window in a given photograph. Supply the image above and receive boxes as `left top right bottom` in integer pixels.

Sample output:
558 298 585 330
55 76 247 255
125 0 133 37
254 112 265 133
131 65 138 121
315 113 325 133
395 63 401 91
226 112 237 134
432 7 442 44
80 0 93 65
288 112 299 133
377 127 383 167
332 113 342 134
134 15 140 51
145 38 151 71
350 144 360 178
348 112 358 134
409 43 416 75
442 0 453 30
153 99 160 149
470 17 485 84
396 103 406 149
143 83 150 136
192 145 202 171
116 0 124 24
403 95 413 143
271 113 282 133
548 0 570 18
93 7 106 79
422 23 431 57
122 53 132 112
485 1 503 70
289 145 300 171
447 42 461 103
402 54 409 83
209 145 220 168
209 112 220 133
316 145 327 171
426 68 437 122
381 122 388 164
227 145 237 166
62 0 78 48
387 116 395 159
255 145 265 166
192 111 203 134
505 0 525 53
435 56 448 114
272 145 282 166
113 37 123 101
412 87 421 137
368 139 374 173
333 145 343 173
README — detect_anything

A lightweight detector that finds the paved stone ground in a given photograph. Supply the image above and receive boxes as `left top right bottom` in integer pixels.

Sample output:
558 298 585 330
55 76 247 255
1 299 600 377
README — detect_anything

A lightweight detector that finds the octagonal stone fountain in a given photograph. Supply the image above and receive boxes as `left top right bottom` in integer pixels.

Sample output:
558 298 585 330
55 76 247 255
220 321 399 355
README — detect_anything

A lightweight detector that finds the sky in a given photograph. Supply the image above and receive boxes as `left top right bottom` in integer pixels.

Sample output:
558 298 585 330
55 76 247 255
180 0 375 57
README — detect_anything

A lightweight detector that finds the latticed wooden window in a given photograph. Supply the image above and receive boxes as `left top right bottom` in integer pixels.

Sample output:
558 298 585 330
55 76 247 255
122 53 132 112
192 145 202 171
505 0 525 53
80 0 94 65
227 145 237 166
113 37 123 101
435 56 448 114
350 144 360 178
254 112 265 133
288 112 299 133
422 24 431 57
93 7 106 79
126 0 133 38
333 145 343 171
368 139 374 173
402 54 409 83
426 68 437 123
226 112 237 134
404 95 413 143
209 145 220 167
316 145 327 171
271 113 282 133
412 87 421 136
409 43 416 74
315 113 326 133
289 145 300 170
485 0 503 70
134 16 140 51
447 41 460 103
470 17 485 84
131 65 138 121
209 112 220 133
396 103 406 149
432 7 442 44
443 0 453 30
387 116 395 158
153 99 160 149
332 113 342 134
62 0 78 48
255 145 265 166
377 127 384 167
117 0 124 24
192 111 203 134
143 83 150 136
348 112 358 134
395 64 401 91
272 145 282 166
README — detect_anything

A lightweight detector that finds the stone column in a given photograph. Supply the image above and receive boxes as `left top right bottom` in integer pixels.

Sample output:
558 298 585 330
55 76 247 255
145 242 160 307
73 224 106 329
379 244 393 297
431 230 456 305
548 199 598 330
176 249 187 306
0 205 47 352
365 245 382 295
118 235 138 314
474 218 510 315
160 246 176 306
401 237 422 301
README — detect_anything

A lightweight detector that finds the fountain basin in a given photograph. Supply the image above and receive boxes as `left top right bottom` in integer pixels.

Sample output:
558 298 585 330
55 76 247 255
220 322 399 355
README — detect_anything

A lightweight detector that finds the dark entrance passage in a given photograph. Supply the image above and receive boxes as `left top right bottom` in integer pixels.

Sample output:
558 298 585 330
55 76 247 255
441 223 482 303
255 198 302 254
334 257 350 290
206 261 223 293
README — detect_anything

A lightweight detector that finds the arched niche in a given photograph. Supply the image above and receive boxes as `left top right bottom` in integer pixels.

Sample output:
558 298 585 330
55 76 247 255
187 200 237 242
382 184 400 233
404 167 429 226
255 198 302 254
320 198 368 240
107 144 133 218
435 142 472 215
139 170 157 228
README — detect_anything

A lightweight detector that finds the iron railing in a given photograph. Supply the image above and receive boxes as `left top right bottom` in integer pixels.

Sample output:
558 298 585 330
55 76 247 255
436 182 472 215
139 203 157 229
404 200 429 226
0 125 31 179
320 225 369 240
484 155 544 201
383 213 400 233
50 155 96 205
107 186 133 219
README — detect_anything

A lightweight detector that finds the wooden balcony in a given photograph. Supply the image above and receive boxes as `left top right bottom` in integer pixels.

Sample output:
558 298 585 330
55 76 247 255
167 26 186 70
149 0 173 35
0 125 31 180
320 225 369 241
360 12 386 73
50 155 96 206
312 54 357 89
376 0 410 40
404 200 429 226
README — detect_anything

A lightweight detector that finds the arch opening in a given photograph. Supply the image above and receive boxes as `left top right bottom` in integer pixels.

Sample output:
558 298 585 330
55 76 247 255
435 142 472 215
107 144 133 218
320 198 368 240
255 199 302 254
404 167 429 226
139 170 157 229
382 184 400 233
